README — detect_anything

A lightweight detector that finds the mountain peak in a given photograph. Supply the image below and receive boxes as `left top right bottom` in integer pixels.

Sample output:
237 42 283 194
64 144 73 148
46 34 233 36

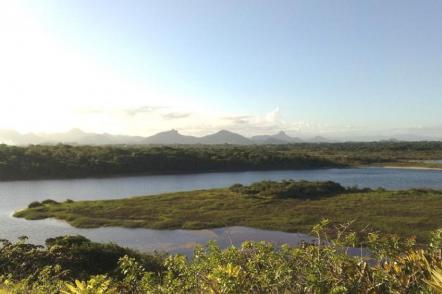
200 130 252 145
216 129 234 135
143 129 198 144
273 130 294 140
67 128 85 135
166 129 180 134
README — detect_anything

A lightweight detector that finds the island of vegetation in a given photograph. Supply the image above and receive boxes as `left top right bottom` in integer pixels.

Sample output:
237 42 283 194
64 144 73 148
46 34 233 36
2 220 442 293
14 180 442 242
2 141 442 181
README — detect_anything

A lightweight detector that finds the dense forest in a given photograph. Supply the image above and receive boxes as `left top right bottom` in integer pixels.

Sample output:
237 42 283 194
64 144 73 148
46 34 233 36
284 141 442 164
1 142 442 181
1 221 442 293
0 144 341 180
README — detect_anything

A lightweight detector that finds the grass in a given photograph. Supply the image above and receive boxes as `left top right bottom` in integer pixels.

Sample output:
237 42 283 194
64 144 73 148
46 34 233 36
14 185 442 242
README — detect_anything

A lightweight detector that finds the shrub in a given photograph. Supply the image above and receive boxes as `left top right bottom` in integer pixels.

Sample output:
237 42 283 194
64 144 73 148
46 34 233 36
28 201 42 208
229 183 244 193
0 235 164 282
41 199 59 205
1 222 442 293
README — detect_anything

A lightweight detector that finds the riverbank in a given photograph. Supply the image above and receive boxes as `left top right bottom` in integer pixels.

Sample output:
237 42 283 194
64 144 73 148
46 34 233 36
375 160 442 171
382 165 442 171
14 180 442 241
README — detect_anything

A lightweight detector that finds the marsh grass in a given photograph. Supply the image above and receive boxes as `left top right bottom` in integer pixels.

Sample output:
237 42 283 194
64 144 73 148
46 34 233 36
14 181 442 241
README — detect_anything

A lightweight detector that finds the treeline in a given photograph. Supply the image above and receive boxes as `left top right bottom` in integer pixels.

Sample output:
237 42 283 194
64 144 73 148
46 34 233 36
282 141 442 164
2 221 442 293
0 144 342 181
1 141 442 181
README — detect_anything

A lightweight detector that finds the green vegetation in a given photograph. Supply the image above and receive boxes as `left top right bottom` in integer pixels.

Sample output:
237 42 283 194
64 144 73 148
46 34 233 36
229 180 356 199
0 234 163 293
0 144 342 181
2 221 442 293
283 141 442 165
2 142 442 180
14 180 442 241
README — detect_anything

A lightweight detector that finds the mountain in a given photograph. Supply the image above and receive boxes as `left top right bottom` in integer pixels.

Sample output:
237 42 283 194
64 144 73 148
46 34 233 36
0 129 44 145
199 130 253 145
0 129 145 145
1 128 254 145
41 129 146 145
251 131 302 144
144 129 253 145
143 130 199 144
273 131 302 142
0 128 322 145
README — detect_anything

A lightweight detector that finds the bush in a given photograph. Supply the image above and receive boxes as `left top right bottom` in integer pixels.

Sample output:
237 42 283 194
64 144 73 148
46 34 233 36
28 201 42 208
41 199 59 205
229 183 244 193
0 234 164 282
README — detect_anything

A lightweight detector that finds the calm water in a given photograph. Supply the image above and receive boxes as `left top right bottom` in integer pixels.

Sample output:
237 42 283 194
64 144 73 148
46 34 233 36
1 167 442 253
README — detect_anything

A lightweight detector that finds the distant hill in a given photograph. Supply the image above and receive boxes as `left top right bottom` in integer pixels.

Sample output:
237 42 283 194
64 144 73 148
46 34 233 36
199 130 253 145
0 129 145 145
143 129 199 144
0 129 43 145
251 131 302 144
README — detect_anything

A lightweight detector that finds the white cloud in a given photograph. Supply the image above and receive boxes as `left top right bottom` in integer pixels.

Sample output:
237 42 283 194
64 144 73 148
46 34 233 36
162 112 191 120
264 107 282 123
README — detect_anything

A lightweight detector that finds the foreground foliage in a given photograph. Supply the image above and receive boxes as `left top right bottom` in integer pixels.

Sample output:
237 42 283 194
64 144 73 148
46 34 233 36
15 181 442 241
0 235 163 282
2 221 442 293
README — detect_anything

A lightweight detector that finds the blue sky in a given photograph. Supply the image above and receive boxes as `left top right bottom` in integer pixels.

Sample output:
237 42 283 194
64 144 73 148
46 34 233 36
0 1 441 138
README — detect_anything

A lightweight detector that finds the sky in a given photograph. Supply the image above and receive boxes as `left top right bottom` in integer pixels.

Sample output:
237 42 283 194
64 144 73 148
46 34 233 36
0 1 441 139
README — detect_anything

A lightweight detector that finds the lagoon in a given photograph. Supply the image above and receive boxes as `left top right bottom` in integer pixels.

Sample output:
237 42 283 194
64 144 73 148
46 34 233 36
2 167 442 253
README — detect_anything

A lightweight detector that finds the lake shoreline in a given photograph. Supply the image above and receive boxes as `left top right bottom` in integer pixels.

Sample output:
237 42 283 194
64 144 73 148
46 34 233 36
4 167 442 252
14 181 442 242
381 165 442 171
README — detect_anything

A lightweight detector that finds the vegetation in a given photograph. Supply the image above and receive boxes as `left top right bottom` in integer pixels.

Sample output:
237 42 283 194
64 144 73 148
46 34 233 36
2 221 442 293
283 141 442 165
0 144 342 181
229 180 357 199
0 234 163 287
1 142 442 180
14 180 442 242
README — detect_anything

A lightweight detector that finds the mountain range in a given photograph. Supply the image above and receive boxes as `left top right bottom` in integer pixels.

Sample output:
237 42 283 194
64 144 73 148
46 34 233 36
0 129 330 146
